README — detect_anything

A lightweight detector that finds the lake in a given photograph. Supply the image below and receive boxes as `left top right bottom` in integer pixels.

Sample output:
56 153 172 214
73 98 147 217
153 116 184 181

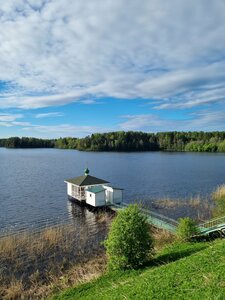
1 148 225 233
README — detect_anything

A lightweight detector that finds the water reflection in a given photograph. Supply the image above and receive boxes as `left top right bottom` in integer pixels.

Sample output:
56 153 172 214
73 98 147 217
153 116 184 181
1 148 225 232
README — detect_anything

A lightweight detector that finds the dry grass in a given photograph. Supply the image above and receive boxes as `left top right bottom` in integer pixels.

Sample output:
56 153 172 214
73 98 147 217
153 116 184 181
94 209 115 223
0 220 110 300
151 196 213 221
153 196 203 209
153 198 179 208
212 184 225 200
1 256 107 300
0 210 176 300
152 227 175 251
211 184 225 217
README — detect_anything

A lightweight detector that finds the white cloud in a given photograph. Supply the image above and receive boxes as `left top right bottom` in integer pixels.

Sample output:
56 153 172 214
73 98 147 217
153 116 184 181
0 113 31 127
22 124 105 137
119 114 167 131
80 99 97 105
0 122 14 127
0 113 23 122
119 109 225 132
35 112 63 118
0 1 225 109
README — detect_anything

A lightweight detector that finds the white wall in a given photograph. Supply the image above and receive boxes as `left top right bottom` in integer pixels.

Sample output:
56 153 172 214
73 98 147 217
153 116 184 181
95 191 106 206
86 191 96 206
86 191 106 207
67 183 72 197
104 186 123 204
66 183 122 206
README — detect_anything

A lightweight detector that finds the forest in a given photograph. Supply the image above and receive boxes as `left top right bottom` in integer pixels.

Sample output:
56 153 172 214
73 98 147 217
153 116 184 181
0 137 55 148
1 131 225 153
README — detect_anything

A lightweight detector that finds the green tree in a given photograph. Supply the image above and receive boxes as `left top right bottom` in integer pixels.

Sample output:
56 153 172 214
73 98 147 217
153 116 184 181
217 140 225 153
176 217 199 242
104 204 153 270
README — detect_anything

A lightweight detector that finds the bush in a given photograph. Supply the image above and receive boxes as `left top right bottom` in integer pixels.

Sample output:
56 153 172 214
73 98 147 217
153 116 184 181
104 204 153 270
176 217 199 242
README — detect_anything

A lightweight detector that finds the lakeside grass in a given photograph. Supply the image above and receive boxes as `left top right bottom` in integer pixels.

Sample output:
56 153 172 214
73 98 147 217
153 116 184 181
0 220 174 299
0 212 113 300
212 184 225 217
150 195 213 221
1 189 224 299
212 184 225 199
51 239 225 300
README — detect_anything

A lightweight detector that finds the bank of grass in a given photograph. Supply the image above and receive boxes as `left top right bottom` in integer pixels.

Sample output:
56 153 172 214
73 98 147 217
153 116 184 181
52 239 225 300
1 196 223 300
0 220 174 299
0 212 113 300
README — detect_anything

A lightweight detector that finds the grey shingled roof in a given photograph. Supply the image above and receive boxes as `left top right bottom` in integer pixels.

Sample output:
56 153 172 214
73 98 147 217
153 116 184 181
65 175 109 186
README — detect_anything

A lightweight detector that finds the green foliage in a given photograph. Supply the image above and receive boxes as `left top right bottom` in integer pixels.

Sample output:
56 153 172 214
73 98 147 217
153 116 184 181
217 140 225 152
54 137 77 149
54 131 225 152
176 217 199 242
1 131 225 152
104 204 153 270
0 137 55 148
52 240 225 300
185 141 218 152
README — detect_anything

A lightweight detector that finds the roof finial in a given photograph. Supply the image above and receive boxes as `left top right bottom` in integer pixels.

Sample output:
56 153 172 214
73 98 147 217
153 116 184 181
84 167 89 176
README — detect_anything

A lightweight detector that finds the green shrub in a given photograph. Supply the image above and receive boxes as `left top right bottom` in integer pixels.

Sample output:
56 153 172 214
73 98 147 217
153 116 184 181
176 217 199 242
104 204 153 270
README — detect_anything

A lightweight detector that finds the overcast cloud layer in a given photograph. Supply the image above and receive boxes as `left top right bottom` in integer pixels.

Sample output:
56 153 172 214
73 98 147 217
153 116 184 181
1 0 225 136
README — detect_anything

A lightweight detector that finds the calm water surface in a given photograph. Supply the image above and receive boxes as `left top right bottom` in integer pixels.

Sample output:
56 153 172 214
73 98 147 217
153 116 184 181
1 148 225 232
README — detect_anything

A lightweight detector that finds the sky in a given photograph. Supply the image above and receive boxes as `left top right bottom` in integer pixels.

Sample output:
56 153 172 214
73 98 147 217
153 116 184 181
1 0 225 138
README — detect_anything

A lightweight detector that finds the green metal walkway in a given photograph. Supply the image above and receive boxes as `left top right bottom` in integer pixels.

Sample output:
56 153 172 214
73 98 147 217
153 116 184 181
111 203 225 238
111 203 178 233
198 216 225 239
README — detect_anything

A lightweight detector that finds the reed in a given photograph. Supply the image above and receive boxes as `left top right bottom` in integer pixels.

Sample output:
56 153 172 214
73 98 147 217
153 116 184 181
153 196 203 209
0 220 110 300
151 196 212 221
0 212 175 299
212 184 225 217
212 184 225 200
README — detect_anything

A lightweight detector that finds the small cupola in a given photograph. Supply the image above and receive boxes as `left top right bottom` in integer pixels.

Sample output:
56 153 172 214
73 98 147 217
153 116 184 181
84 167 90 176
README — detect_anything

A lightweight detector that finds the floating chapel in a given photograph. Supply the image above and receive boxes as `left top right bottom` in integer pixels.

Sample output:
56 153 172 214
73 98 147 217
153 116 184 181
64 168 123 207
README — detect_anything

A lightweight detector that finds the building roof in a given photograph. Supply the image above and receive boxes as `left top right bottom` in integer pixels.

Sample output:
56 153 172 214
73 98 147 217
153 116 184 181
86 186 106 194
103 185 123 190
65 175 109 187
109 185 124 190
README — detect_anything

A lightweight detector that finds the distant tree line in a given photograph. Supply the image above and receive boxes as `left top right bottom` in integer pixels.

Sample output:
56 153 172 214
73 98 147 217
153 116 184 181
1 131 225 152
0 137 55 148
62 131 225 152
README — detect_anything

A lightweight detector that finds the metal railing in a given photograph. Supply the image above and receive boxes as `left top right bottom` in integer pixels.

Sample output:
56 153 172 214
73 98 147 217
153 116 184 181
113 203 178 232
71 192 86 200
199 216 225 229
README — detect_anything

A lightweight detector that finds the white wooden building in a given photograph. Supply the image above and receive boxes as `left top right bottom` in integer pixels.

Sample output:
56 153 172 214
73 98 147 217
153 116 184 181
64 168 123 207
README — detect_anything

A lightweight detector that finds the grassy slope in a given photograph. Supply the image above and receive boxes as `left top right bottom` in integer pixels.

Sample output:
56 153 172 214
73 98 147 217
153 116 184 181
52 240 225 300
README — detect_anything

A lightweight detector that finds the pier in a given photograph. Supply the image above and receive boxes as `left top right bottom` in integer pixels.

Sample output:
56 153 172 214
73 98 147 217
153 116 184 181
112 203 225 239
